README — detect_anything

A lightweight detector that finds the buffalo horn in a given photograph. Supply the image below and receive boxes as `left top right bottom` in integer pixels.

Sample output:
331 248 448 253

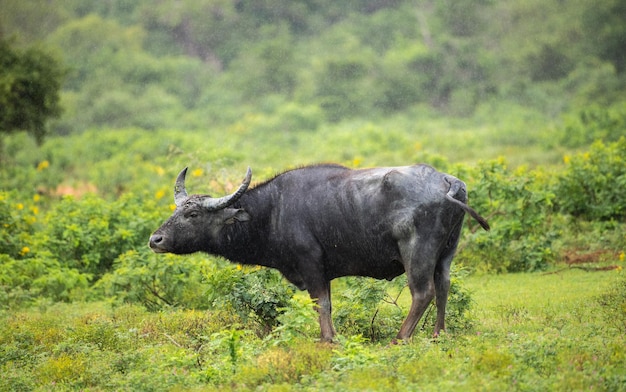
201 167 252 211
174 167 189 207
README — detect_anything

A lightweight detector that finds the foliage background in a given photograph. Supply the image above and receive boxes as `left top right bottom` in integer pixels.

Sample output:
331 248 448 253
1 0 625 390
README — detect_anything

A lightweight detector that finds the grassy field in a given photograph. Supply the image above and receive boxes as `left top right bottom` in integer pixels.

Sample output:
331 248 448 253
2 127 625 391
3 2 626 389
1 266 624 391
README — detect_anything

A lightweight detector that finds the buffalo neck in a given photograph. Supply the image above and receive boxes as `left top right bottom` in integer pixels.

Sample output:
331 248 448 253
210 191 274 268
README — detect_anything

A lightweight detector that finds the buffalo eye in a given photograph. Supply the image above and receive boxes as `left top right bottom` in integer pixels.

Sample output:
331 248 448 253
185 210 200 219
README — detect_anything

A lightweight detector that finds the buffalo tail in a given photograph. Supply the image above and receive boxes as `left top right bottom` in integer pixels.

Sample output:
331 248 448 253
445 180 490 231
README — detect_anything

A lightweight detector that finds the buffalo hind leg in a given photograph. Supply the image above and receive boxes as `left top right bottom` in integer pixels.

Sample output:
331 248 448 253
396 274 435 341
434 221 463 336
395 236 437 341
308 281 335 342
433 261 451 336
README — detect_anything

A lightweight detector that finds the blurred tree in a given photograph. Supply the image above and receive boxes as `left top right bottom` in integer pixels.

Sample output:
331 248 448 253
48 15 144 91
374 42 429 112
225 24 297 98
140 0 240 71
528 43 574 82
63 0 144 25
2 0 625 132
0 39 65 145
315 54 374 121
436 0 488 37
48 15 209 132
582 0 626 73
0 0 68 43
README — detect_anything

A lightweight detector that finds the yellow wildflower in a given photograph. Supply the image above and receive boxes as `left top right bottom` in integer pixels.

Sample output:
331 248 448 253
155 166 165 176
155 189 166 200
191 169 203 177
352 157 362 168
563 155 571 164
169 204 177 211
16 203 24 210
37 160 50 171
33 194 41 202
514 165 528 176
619 252 625 262
31 206 39 215
20 246 30 256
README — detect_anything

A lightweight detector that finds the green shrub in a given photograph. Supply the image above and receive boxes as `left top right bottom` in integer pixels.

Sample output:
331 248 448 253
204 264 295 336
267 295 319 345
458 159 557 272
560 104 626 148
556 137 626 220
32 192 160 280
333 264 475 341
0 253 90 308
0 190 39 258
330 334 377 372
96 250 212 310
333 277 405 340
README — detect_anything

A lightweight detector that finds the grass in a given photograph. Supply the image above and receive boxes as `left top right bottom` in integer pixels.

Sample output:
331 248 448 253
462 269 626 391
1 268 624 391
467 268 620 327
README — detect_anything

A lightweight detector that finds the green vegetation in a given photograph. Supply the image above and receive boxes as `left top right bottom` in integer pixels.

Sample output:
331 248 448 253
1 0 625 139
1 0 625 390
0 38 65 144
1 271 624 391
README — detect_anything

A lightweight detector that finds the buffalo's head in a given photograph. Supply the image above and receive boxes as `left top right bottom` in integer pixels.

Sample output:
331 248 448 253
149 167 252 254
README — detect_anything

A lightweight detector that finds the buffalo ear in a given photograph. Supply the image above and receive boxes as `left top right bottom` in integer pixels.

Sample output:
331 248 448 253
223 208 251 225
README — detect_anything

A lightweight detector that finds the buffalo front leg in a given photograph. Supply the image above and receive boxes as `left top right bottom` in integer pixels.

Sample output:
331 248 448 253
308 281 335 342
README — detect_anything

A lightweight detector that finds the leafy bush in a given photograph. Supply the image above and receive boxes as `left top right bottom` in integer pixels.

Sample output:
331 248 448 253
560 104 626 148
266 295 319 345
32 193 160 280
333 277 405 340
204 264 295 336
333 265 475 341
556 137 626 220
457 159 557 272
0 190 93 307
96 250 212 310
0 191 38 258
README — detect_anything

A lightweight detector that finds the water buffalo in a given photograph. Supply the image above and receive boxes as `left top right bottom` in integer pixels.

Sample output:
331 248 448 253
149 164 489 342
